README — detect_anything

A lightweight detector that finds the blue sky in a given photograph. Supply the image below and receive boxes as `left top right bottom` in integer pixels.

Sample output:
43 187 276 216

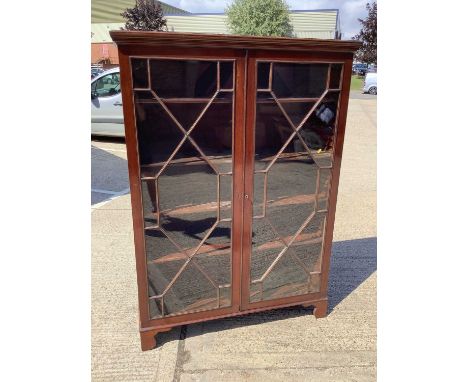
163 0 370 39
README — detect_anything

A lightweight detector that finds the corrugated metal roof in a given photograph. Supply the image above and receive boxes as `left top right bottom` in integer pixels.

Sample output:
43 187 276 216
92 23 126 42
92 0 189 24
290 11 338 39
91 10 339 43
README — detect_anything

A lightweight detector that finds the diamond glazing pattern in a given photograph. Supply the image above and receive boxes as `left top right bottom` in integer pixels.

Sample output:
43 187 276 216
250 62 342 302
132 59 235 318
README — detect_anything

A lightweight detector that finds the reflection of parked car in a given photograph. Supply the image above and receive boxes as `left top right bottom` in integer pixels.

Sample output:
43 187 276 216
91 68 125 137
363 72 377 95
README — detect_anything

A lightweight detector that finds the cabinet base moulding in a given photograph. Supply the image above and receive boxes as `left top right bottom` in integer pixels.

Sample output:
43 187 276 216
140 327 172 351
303 299 328 318
140 298 328 350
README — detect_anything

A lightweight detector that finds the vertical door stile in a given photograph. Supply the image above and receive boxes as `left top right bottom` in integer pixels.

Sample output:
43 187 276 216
240 51 258 309
231 51 247 312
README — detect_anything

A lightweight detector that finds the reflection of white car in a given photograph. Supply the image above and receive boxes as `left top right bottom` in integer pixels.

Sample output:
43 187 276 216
363 72 377 95
91 68 125 137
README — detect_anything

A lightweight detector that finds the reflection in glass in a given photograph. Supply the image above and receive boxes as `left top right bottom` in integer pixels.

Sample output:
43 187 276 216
150 59 217 98
131 58 234 317
219 61 234 90
252 173 265 217
272 63 328 98
219 174 232 221
250 61 340 302
262 250 309 300
257 62 271 89
131 58 148 89
329 64 343 89
300 91 340 152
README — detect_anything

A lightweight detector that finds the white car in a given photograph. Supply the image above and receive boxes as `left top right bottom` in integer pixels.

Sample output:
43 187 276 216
363 72 377 95
91 68 125 137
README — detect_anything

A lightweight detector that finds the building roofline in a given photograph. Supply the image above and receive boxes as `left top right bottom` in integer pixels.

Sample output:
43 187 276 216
177 9 339 16
289 9 339 13
335 9 341 38
160 12 190 16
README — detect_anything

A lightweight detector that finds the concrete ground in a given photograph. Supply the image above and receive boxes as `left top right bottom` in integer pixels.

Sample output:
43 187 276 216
349 90 376 100
91 94 376 381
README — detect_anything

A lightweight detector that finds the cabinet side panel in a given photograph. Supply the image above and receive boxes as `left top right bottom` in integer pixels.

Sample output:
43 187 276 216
319 57 354 294
118 47 151 326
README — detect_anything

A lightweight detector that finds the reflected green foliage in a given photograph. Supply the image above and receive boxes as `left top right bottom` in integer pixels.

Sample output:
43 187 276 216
226 0 293 37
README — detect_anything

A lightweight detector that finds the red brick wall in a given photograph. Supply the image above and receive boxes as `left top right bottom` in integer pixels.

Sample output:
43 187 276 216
91 43 119 65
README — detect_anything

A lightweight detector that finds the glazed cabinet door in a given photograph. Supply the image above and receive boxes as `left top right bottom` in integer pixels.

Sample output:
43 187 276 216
241 56 346 308
125 54 245 322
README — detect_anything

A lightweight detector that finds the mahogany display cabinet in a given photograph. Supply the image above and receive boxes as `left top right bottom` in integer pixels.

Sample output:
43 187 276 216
110 31 360 350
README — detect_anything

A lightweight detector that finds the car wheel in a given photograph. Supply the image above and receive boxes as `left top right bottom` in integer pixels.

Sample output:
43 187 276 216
369 86 377 95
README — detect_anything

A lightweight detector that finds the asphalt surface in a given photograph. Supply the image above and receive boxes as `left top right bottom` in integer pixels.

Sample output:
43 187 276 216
91 137 128 206
91 95 376 381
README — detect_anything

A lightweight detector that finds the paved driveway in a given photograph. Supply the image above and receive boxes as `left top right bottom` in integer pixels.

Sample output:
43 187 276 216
91 96 376 381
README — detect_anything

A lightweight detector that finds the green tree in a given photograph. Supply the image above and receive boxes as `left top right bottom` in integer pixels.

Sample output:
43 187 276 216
226 0 293 37
121 0 167 31
353 2 377 64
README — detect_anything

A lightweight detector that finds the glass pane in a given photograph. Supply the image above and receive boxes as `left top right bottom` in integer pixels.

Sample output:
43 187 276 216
164 262 218 314
220 61 233 89
266 155 318 240
219 285 232 308
158 158 218 252
300 91 340 152
131 58 148 89
219 174 232 220
195 221 232 287
278 100 317 127
141 179 158 227
250 217 285 281
257 62 271 89
329 64 343 89
291 210 327 272
254 97 294 172
250 282 262 303
131 58 235 317
262 250 309 300
150 59 217 98
252 172 265 217
309 273 321 293
250 61 339 303
272 63 328 98
149 298 163 319
165 102 209 131
317 168 332 212
134 99 183 172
